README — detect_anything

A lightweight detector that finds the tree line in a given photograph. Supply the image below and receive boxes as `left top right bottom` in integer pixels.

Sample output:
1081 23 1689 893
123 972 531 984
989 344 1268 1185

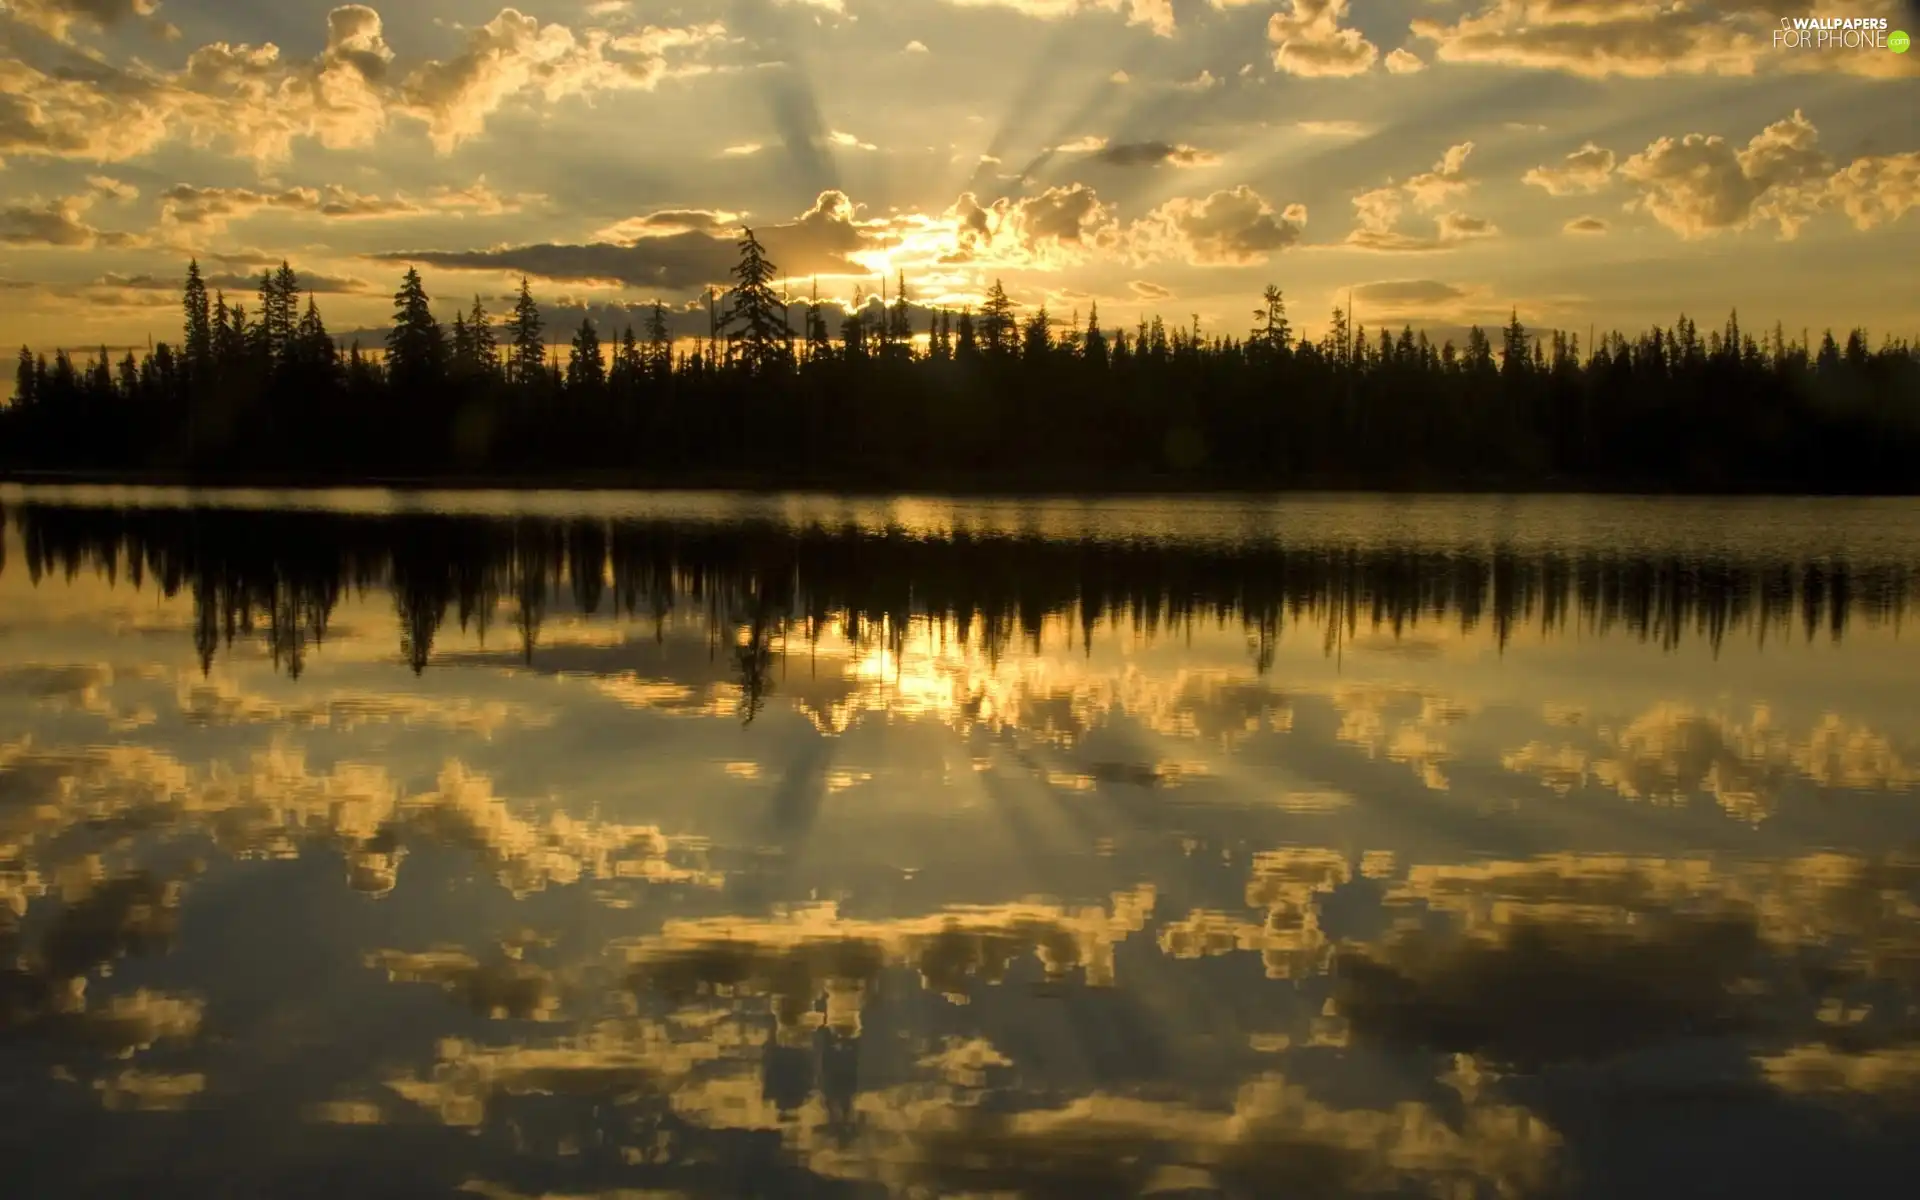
3 230 1917 491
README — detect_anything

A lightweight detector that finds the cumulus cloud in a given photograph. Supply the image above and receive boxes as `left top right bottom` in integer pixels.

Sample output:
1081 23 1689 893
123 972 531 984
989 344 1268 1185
940 0 1176 38
1089 141 1220 168
0 193 143 249
1132 185 1307 265
1522 143 1617 195
1826 150 1920 231
1267 0 1379 77
1177 69 1222 90
0 6 729 167
904 40 929 53
1618 109 1831 238
1412 0 1915 81
1517 114 1916 240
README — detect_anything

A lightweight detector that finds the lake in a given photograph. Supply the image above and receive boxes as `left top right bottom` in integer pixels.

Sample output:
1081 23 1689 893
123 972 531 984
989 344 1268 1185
3 486 1919 1198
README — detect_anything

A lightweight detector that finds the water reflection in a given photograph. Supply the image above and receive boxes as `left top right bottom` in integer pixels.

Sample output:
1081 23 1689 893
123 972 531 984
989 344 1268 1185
2 491 1919 1196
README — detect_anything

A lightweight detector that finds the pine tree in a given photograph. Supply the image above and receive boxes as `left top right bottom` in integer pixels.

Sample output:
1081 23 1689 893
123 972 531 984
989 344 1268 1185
1252 285 1290 354
468 295 499 378
1083 303 1107 368
980 280 1016 353
567 317 606 392
14 345 35 407
386 267 446 390
721 227 790 375
183 260 213 377
505 277 543 384
645 301 672 375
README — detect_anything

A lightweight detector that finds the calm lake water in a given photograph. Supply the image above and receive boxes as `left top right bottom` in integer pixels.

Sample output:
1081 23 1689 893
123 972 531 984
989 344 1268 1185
3 487 1920 1198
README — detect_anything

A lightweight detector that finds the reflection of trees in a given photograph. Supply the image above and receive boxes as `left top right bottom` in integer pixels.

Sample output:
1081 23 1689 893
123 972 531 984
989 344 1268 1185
13 505 1920 679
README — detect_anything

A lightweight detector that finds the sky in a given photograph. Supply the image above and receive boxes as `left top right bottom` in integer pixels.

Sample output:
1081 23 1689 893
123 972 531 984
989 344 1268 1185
0 0 1916 354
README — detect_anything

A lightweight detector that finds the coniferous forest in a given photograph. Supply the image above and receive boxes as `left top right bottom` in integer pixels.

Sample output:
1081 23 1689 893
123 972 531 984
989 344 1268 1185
3 231 1917 492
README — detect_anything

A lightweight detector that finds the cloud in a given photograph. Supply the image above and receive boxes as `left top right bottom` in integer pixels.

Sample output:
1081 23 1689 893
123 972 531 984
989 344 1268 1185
721 142 763 156
1109 69 1130 83
0 193 142 249
1411 0 1915 80
1515 114 1916 241
1132 185 1307 266
1522 143 1617 195
594 208 745 240
1176 69 1221 90
156 179 527 233
1385 48 1426 74
1054 135 1109 153
86 175 140 203
1089 141 1220 168
97 270 377 294
1267 0 1379 77
3 0 161 42
1826 149 1920 231
1404 141 1476 207
1341 142 1495 251
1618 109 1830 239
373 188 876 291
0 7 730 166
828 130 878 151
939 0 1176 37
1293 120 1372 138
1351 279 1468 307
904 40 929 53
1129 280 1172 301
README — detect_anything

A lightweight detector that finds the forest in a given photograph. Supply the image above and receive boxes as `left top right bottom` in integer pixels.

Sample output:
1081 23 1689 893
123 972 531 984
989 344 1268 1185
3 231 1918 491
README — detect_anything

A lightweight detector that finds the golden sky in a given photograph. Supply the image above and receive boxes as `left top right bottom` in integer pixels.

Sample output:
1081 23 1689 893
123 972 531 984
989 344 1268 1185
0 0 1915 352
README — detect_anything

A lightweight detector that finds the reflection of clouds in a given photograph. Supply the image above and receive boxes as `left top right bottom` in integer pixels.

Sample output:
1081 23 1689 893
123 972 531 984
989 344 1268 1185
919 1036 1013 1088
0 662 159 729
367 949 560 1021
94 1070 206 1112
590 674 741 717
836 1073 1559 1199
1333 685 1464 791
386 1019 721 1127
178 675 552 738
1359 848 1920 1076
0 737 720 905
1160 846 1353 980
1505 703 1920 822
1757 1044 1920 1101
621 888 1156 1038
783 618 1291 746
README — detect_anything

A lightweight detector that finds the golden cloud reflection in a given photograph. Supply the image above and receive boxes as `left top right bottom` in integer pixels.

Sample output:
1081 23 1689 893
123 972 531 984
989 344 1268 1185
1503 703 1920 822
620 887 1156 1039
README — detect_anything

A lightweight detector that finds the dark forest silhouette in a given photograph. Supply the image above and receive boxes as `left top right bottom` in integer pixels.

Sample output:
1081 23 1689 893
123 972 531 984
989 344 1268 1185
10 504 1915 707
3 235 1918 491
